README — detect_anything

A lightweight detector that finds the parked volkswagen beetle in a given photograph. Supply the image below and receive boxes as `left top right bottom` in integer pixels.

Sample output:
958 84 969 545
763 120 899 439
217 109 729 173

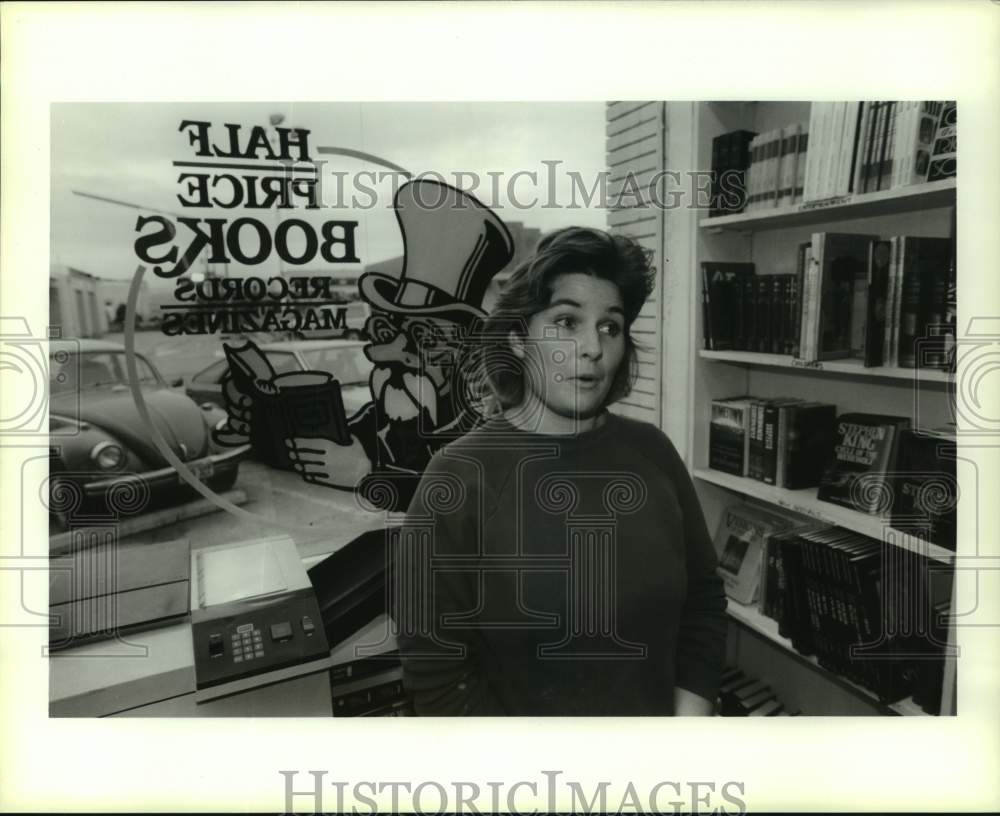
48 339 249 527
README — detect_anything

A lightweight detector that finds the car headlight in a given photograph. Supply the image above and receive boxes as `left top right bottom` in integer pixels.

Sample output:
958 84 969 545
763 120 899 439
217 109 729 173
91 441 125 470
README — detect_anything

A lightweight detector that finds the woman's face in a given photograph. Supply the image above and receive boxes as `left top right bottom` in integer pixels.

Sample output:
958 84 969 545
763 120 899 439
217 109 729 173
515 272 627 433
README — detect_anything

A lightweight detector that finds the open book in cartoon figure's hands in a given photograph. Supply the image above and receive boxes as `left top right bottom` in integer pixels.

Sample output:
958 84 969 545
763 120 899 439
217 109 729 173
213 340 359 479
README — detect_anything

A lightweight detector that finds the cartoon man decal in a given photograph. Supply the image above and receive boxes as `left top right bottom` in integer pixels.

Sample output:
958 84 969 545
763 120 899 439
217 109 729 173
215 179 514 512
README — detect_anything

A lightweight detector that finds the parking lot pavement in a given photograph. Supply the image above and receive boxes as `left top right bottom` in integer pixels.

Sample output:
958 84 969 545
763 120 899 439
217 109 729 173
121 460 387 562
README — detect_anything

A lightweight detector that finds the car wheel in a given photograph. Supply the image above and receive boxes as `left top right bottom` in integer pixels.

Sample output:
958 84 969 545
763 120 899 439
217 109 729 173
208 467 239 493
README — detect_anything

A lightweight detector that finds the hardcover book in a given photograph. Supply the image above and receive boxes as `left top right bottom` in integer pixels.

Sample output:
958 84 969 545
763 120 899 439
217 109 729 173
817 413 911 514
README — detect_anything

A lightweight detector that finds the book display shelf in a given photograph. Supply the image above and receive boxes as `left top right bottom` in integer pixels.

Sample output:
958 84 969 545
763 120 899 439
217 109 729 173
682 102 957 716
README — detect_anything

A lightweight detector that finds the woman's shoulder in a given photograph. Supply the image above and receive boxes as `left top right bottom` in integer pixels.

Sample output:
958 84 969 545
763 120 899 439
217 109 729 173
608 412 677 450
606 412 687 477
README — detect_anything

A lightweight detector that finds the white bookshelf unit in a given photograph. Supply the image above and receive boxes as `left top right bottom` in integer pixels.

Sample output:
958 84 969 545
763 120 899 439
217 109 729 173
672 101 958 716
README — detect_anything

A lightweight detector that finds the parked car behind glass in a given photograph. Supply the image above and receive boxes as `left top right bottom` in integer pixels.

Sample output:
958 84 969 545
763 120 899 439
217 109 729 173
48 339 248 528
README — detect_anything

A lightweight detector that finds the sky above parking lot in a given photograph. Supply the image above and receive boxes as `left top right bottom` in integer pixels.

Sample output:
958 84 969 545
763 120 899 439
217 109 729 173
51 102 608 288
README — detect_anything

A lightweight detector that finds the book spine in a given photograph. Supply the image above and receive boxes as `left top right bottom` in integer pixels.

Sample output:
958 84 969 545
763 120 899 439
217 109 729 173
766 129 778 208
757 533 771 616
893 101 915 189
834 101 850 196
741 405 752 477
742 274 756 352
762 403 779 485
772 275 787 354
748 134 759 210
851 102 871 194
776 403 790 487
943 217 957 372
771 128 784 208
804 235 822 362
882 101 898 191
710 133 723 216
756 132 768 210
795 125 808 203
891 237 908 366
843 101 863 195
864 240 890 367
786 124 801 207
792 243 808 357
803 104 822 201
863 102 883 193
875 101 895 191
757 276 771 353
701 265 713 350
871 101 888 192
883 236 899 367
819 102 837 199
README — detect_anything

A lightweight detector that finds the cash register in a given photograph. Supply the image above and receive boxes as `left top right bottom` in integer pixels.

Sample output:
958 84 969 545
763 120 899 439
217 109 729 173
190 536 331 703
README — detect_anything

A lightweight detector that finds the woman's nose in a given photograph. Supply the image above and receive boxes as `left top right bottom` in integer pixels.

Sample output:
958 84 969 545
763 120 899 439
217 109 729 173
577 327 603 360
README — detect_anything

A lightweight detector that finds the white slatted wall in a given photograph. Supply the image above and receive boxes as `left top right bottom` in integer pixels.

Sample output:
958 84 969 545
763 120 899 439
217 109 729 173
605 101 666 427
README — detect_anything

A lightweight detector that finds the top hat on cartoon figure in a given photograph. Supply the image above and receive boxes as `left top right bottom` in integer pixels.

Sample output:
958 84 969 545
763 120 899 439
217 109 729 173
359 179 515 324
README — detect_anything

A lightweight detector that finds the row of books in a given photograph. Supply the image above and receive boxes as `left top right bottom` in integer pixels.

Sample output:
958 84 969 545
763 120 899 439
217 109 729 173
707 101 956 216
701 263 799 355
716 505 950 712
708 129 756 217
700 229 956 370
718 667 797 716
744 125 808 210
709 402 957 550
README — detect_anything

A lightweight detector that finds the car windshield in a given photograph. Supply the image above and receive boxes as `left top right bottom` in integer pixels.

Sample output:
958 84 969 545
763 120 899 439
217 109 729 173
50 351 160 394
300 346 373 385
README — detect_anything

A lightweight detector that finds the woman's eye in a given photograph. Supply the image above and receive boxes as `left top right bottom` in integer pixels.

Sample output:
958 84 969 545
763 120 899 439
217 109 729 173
554 316 576 330
600 323 623 337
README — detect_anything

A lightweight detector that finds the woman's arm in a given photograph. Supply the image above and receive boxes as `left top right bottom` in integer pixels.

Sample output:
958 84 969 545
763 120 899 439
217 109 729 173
652 429 729 714
393 453 504 715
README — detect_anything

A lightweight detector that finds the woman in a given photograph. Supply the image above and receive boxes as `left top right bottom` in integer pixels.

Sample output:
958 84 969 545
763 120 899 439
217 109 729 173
394 227 727 715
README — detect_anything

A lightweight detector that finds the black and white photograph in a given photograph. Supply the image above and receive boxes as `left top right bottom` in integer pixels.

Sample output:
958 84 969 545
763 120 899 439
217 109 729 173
2 3 999 814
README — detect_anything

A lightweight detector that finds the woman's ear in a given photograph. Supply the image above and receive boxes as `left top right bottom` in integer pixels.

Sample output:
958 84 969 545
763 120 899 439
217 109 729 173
508 329 526 359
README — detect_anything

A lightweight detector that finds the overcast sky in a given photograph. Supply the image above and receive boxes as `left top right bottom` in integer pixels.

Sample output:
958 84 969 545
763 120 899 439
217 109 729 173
51 102 609 288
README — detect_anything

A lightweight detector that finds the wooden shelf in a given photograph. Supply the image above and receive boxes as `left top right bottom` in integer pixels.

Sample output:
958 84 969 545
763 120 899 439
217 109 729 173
693 467 955 563
699 178 955 232
699 350 953 384
725 600 925 716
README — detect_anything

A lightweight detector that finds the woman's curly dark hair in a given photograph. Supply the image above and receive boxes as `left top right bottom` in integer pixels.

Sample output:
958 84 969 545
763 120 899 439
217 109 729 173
474 226 656 412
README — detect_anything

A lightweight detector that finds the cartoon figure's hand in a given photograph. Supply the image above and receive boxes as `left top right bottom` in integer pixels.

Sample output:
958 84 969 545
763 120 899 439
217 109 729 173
286 435 370 489
212 373 257 446
213 339 280 448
